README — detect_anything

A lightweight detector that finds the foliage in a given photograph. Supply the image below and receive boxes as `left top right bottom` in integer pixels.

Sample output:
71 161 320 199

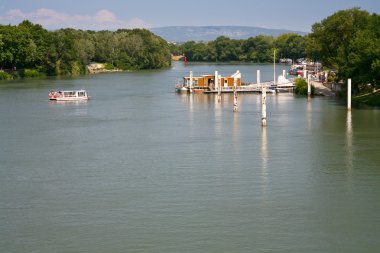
294 78 315 95
0 21 171 78
19 69 44 78
173 34 306 63
104 63 115 70
0 70 13 80
306 8 380 92
353 91 380 106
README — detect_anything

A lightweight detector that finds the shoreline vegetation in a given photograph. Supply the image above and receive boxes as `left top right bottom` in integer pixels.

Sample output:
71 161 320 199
1 8 379 106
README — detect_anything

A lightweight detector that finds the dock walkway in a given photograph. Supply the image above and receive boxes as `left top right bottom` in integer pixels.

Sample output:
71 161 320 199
311 81 335 97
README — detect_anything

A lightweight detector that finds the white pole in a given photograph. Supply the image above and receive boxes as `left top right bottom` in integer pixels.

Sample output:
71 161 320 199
217 75 221 101
282 69 286 77
348 78 351 110
262 85 267 126
214 71 218 90
189 71 193 92
307 74 311 101
303 69 307 79
233 77 238 112
257 69 260 85
273 50 276 85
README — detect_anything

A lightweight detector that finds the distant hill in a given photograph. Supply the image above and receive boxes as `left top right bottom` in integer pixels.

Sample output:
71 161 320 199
150 26 308 42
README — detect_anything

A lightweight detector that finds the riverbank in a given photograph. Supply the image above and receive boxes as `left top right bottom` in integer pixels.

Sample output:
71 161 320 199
353 90 380 107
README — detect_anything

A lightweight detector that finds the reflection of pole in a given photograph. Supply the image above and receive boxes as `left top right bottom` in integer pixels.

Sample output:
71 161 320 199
307 74 311 102
262 84 267 126
233 77 238 112
348 78 351 110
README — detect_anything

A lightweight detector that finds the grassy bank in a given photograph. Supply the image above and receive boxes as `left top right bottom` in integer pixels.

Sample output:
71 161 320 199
353 91 380 107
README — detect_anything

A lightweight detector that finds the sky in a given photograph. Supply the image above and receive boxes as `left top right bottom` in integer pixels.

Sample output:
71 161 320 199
0 0 379 32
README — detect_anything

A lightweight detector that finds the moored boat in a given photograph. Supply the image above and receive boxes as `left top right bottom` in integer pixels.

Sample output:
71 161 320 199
49 89 90 101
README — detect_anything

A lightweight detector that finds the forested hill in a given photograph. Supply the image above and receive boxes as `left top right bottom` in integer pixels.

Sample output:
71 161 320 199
150 26 307 42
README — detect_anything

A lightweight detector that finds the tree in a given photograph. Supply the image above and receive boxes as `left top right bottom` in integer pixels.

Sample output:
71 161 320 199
307 8 380 90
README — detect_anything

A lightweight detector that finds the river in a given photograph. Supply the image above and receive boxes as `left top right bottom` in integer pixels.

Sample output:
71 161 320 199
1 62 380 252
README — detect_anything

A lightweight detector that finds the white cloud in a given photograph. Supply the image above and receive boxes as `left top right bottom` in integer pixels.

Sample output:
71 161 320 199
0 8 150 30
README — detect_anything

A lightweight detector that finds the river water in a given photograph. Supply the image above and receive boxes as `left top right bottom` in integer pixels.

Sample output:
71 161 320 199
1 62 380 252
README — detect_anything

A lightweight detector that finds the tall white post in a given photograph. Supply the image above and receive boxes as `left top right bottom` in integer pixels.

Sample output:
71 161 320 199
282 69 286 77
189 71 193 92
257 69 260 85
307 74 311 101
273 50 276 85
262 85 267 126
214 71 218 90
348 78 351 110
303 69 307 79
217 75 221 101
233 77 238 112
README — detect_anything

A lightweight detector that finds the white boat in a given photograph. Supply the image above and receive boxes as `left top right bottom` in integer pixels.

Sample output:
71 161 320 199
49 89 90 101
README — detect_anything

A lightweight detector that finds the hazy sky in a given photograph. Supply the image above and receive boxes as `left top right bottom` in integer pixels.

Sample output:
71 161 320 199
0 0 379 32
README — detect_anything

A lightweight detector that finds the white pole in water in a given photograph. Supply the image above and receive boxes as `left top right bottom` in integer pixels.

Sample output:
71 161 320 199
214 70 218 91
233 77 238 112
273 50 276 85
348 78 352 110
307 74 311 101
262 84 267 126
257 69 260 85
217 75 222 101
283 69 286 77
189 71 193 92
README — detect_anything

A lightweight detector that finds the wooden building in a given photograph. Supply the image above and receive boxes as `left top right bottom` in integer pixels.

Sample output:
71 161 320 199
179 70 241 92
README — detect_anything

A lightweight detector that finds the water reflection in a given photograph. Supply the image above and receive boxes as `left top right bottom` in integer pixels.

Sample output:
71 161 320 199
307 99 312 130
49 100 88 116
261 126 268 194
214 95 223 137
346 110 353 174
232 111 240 154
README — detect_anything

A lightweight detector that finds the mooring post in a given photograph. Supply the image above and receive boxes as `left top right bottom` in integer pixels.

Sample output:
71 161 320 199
257 69 260 85
217 74 222 101
189 71 193 93
214 70 218 91
283 69 286 77
262 84 267 126
233 77 238 112
348 78 351 110
307 74 311 102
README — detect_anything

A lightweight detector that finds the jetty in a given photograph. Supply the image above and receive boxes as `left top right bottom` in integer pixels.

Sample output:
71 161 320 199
175 70 295 94
311 80 335 97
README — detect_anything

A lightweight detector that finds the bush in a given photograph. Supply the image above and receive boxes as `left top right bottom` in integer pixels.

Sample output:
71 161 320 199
0 71 13 80
294 78 315 95
104 63 115 70
20 69 44 78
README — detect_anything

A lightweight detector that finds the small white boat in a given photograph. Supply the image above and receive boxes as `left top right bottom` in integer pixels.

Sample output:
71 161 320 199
175 84 189 93
49 89 90 101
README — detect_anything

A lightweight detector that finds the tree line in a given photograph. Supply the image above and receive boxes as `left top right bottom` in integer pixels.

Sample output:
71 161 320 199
171 33 307 63
0 20 171 78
